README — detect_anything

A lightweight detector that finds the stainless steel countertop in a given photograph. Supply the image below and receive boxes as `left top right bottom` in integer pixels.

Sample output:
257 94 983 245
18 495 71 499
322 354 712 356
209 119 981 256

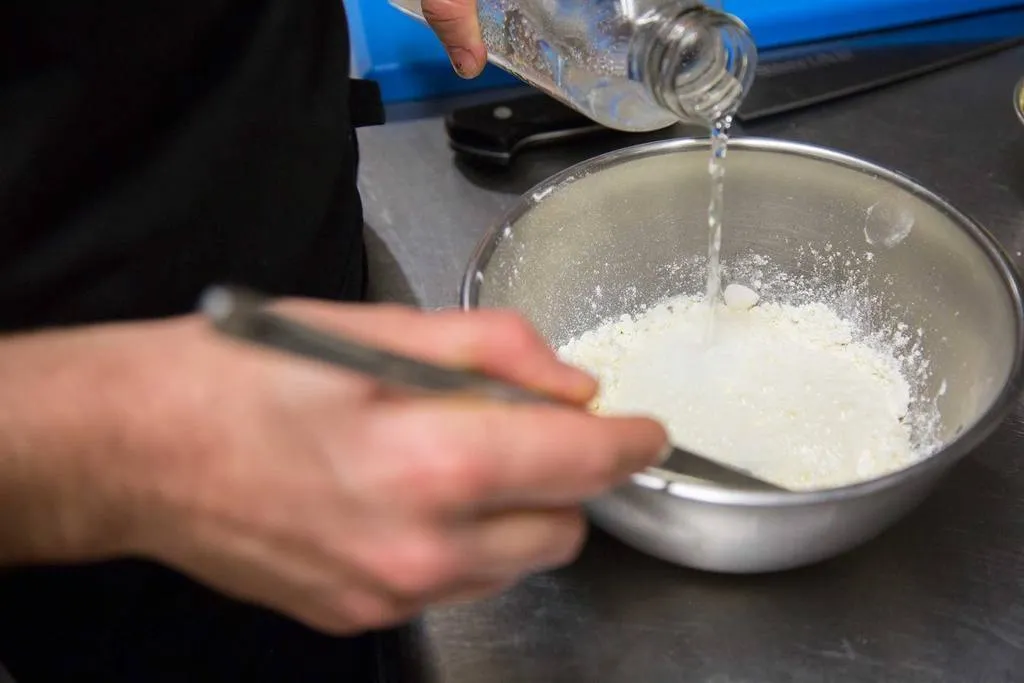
358 46 1024 683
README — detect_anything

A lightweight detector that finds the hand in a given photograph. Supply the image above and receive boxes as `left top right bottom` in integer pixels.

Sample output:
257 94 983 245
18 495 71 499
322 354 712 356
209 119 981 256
421 0 487 78
0 302 666 635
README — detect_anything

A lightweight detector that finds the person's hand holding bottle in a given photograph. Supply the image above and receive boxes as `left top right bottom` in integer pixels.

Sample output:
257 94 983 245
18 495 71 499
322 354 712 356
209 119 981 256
420 0 487 77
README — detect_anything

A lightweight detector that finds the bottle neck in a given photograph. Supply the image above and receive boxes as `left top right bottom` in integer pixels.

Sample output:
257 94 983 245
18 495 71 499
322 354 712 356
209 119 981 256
630 3 757 125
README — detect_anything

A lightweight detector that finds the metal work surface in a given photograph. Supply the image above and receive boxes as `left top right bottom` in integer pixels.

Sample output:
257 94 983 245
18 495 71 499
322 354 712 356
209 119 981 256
357 46 1024 683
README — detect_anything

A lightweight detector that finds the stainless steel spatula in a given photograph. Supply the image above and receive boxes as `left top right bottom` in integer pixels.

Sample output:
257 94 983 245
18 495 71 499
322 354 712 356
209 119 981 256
199 285 787 492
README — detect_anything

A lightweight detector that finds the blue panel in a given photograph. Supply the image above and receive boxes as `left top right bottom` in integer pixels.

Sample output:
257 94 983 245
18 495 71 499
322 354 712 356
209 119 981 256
346 0 1024 103
726 0 1024 48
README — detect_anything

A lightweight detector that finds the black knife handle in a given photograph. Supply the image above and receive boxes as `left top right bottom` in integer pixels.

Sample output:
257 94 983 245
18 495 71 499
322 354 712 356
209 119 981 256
445 92 609 164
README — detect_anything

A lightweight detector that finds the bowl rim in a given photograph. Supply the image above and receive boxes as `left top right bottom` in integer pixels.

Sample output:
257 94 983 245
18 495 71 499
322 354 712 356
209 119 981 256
459 136 1024 508
1015 76 1024 126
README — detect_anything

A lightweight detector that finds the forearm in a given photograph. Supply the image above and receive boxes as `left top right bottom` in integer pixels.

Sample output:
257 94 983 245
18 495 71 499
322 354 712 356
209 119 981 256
0 325 139 565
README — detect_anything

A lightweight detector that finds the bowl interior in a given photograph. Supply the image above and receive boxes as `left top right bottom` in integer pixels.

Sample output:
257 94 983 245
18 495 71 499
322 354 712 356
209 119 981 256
468 139 1022 453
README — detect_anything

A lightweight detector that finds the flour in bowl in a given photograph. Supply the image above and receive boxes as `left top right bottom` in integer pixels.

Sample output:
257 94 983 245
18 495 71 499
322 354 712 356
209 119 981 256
557 290 922 490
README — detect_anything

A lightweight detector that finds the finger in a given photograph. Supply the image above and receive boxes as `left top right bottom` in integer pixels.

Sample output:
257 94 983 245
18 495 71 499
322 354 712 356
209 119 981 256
276 301 598 406
433 578 515 605
333 578 513 628
420 0 487 77
341 577 512 624
376 510 583 607
302 582 419 635
372 401 668 510
451 507 587 579
161 534 405 637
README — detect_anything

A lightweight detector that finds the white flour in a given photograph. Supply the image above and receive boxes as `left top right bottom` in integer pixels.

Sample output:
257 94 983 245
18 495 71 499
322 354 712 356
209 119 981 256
557 289 924 490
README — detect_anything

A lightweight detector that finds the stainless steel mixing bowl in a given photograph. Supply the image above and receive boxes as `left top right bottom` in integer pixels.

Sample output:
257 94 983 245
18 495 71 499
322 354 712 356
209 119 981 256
461 138 1024 573
1015 76 1024 125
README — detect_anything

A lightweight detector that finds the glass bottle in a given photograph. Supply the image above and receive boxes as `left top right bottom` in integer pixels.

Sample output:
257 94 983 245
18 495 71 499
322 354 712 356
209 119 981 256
389 0 758 132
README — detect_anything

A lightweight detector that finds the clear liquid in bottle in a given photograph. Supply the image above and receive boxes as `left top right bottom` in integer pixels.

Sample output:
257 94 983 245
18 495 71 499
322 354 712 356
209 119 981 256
390 0 757 132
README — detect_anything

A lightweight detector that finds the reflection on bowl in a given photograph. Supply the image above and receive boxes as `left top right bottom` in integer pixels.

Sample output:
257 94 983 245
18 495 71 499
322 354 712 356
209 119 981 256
1015 77 1024 125
461 138 1024 573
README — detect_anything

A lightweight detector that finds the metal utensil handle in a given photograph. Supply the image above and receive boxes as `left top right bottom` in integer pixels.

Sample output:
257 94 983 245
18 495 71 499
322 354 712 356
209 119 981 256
201 285 557 406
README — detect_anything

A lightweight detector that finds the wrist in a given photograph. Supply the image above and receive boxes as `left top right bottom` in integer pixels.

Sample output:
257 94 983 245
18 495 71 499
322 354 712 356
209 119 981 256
0 323 152 565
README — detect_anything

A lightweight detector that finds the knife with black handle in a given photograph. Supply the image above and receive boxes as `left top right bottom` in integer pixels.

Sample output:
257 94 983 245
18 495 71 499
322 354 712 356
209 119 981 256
445 5 1024 165
445 93 609 166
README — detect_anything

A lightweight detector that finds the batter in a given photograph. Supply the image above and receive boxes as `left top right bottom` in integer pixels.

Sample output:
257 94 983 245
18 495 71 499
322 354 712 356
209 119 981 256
558 285 920 490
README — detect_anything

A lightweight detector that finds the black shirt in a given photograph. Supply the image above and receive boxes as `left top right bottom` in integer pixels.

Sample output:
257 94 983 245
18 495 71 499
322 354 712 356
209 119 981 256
0 0 391 680
0 0 367 327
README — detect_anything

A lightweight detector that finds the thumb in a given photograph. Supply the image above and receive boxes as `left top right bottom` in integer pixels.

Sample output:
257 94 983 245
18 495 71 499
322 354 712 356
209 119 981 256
421 0 487 78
